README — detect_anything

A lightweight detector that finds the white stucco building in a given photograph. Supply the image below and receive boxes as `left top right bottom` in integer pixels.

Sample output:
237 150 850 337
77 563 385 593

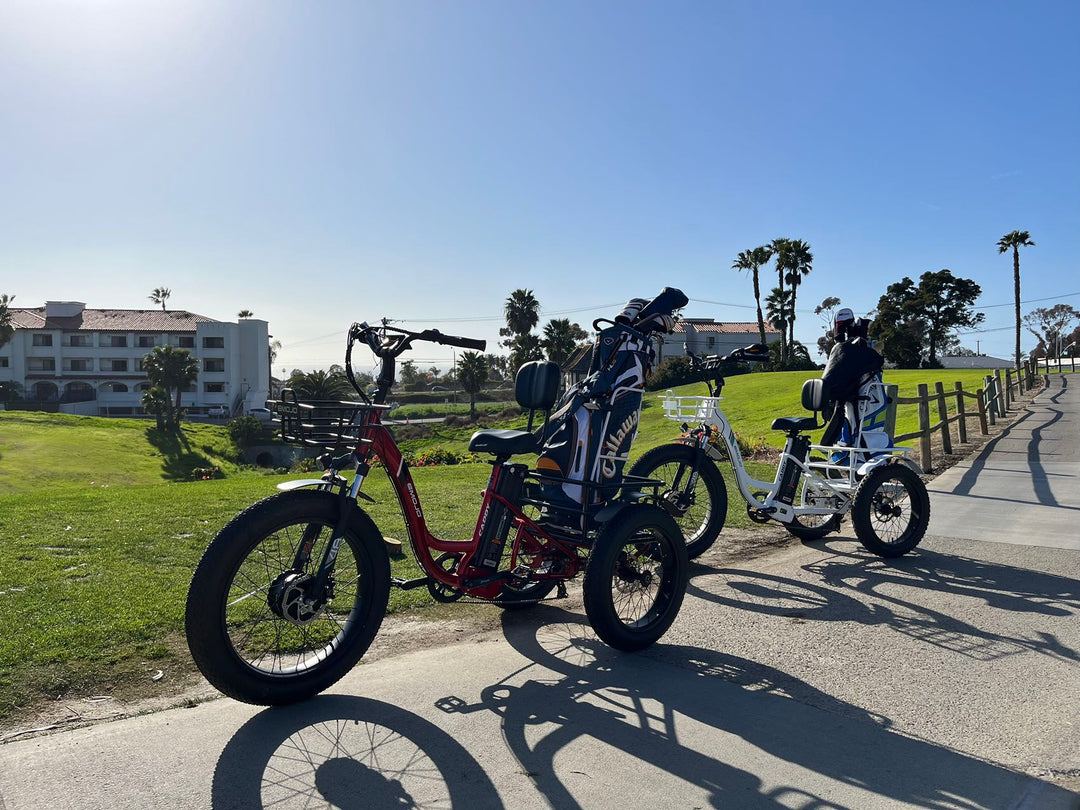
655 318 780 363
0 301 269 417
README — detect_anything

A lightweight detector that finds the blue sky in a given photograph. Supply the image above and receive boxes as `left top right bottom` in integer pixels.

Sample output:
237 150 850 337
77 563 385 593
2 1 1077 372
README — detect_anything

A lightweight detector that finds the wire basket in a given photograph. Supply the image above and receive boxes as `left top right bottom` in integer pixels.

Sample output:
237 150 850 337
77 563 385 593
661 395 722 423
273 392 380 449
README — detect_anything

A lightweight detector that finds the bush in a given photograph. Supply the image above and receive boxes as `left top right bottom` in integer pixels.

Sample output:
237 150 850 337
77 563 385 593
190 465 223 481
227 415 264 446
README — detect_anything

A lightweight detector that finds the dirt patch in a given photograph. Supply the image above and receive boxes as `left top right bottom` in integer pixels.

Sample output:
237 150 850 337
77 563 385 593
0 381 1047 741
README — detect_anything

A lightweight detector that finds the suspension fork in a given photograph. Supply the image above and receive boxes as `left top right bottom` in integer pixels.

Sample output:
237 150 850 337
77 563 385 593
670 432 711 504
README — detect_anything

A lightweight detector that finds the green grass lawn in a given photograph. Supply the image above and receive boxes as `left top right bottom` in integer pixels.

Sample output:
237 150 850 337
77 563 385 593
0 366 1010 718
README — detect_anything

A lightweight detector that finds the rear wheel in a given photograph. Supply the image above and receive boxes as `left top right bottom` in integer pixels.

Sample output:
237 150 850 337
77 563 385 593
851 463 930 557
583 505 688 651
627 443 727 559
185 490 390 705
786 463 843 540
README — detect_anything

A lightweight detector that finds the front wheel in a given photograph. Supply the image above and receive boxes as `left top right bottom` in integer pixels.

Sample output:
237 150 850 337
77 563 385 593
583 505 689 651
627 443 727 559
851 463 930 557
185 490 390 705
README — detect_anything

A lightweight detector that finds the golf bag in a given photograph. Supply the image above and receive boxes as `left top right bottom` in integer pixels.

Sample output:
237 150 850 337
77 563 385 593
535 287 687 514
820 337 891 464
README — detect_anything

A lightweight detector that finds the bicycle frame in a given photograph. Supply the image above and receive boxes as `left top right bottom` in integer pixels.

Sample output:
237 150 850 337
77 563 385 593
662 394 861 524
276 387 595 606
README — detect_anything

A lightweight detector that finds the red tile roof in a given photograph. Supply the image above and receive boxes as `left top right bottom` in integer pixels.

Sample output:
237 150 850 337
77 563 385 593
673 319 774 334
9 308 217 332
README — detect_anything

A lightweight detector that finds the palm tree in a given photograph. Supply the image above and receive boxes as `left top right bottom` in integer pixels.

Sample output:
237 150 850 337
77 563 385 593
0 293 15 350
782 239 814 356
503 289 540 338
238 309 253 318
997 230 1036 370
457 351 489 418
148 287 171 313
769 238 793 364
142 344 200 428
285 369 353 401
541 318 588 365
732 247 773 345
764 286 794 367
141 386 171 430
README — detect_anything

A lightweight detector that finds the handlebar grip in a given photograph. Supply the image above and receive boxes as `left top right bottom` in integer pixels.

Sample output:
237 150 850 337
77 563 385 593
419 329 486 352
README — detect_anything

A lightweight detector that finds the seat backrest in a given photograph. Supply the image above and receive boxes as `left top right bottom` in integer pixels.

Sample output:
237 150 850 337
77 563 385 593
515 361 561 411
801 378 830 412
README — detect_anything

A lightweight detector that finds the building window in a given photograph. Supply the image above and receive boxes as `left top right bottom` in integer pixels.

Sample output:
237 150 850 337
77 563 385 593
204 382 226 393
138 335 157 348
176 336 195 348
104 335 128 348
67 359 92 372
204 358 225 373
202 336 225 349
66 334 93 347
33 334 53 347
64 382 95 402
0 357 8 368
102 359 128 372
28 357 56 372
138 382 152 392
102 382 129 393
707 336 716 349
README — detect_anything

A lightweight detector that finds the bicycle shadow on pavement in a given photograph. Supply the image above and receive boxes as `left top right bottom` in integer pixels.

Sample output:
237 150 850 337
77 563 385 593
460 607 1069 809
211 694 502 809
686 546 1080 663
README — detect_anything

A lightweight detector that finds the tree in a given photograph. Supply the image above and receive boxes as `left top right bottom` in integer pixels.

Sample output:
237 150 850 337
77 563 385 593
764 286 793 365
398 360 422 388
782 239 814 356
502 289 540 337
541 318 589 365
238 309 253 318
814 296 843 358
141 386 171 430
0 380 23 403
149 287 171 313
457 351 489 418
768 238 793 363
142 345 200 428
871 270 984 367
0 293 14 350
1023 304 1080 359
507 332 544 373
997 230 1035 370
285 368 353 400
732 247 773 345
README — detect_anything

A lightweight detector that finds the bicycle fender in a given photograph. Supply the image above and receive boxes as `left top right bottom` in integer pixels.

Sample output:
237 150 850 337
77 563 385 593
856 455 923 478
276 478 330 491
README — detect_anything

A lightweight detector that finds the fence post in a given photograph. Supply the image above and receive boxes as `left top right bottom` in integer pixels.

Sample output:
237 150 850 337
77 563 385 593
984 376 996 426
1004 368 1013 411
954 381 968 444
994 370 1006 416
917 383 932 472
885 383 899 441
934 381 952 454
976 388 989 435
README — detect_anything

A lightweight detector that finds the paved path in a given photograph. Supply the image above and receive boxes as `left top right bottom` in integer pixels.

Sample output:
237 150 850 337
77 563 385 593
927 374 1079 549
2 376 1079 809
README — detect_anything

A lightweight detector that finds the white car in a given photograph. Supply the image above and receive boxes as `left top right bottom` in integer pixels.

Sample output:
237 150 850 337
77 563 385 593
207 405 228 418
247 407 273 421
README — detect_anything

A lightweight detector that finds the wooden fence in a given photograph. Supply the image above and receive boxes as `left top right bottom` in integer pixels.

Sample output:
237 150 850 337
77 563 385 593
887 359 1046 473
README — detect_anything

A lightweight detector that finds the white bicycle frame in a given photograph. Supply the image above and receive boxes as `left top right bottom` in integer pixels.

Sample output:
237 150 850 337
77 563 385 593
661 393 915 525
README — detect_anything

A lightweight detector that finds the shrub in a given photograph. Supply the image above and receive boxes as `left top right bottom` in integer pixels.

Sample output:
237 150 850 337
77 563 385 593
227 415 264 446
190 465 223 481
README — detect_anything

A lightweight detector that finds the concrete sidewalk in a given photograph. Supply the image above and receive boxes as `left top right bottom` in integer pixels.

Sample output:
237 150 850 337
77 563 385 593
927 373 1079 550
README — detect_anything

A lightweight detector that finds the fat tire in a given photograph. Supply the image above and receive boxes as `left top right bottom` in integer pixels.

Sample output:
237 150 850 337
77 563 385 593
583 505 689 651
185 490 390 705
627 443 727 559
851 462 930 558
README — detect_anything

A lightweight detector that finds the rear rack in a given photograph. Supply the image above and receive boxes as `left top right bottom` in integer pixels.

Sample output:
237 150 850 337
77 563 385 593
272 389 391 450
